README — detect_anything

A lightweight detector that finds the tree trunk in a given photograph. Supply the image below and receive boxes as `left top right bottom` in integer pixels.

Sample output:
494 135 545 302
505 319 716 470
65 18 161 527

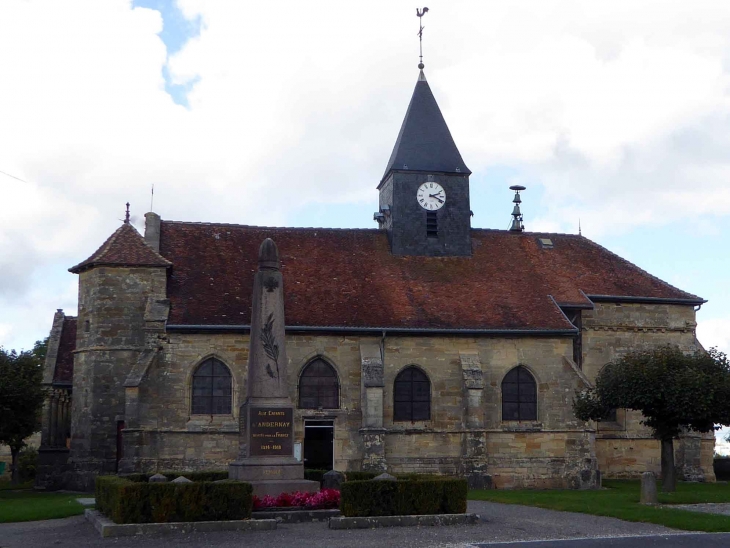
10 446 20 485
660 437 676 493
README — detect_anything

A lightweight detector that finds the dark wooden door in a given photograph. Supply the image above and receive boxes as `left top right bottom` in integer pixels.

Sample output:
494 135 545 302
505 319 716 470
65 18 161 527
303 420 333 470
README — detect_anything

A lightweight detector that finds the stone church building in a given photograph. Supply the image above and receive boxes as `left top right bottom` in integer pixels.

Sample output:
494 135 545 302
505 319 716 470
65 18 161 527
37 69 715 492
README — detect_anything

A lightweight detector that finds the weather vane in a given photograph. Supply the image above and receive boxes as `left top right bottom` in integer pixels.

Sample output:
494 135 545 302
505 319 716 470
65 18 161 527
124 202 130 224
417 7 429 69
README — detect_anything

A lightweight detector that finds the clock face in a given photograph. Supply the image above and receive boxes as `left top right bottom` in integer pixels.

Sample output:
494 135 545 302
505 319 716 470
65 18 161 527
417 182 446 211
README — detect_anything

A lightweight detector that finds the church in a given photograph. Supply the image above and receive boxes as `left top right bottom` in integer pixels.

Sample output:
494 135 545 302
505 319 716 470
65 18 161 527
36 65 715 492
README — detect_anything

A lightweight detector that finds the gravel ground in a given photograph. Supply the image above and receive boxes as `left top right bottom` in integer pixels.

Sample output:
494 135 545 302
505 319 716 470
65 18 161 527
0 500 684 548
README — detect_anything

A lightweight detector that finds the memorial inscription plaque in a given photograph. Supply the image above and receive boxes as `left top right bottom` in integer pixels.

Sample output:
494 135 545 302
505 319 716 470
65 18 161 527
250 407 293 457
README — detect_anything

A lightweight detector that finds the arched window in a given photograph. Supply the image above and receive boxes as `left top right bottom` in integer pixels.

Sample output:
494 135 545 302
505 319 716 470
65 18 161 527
502 366 537 421
191 358 232 415
394 366 431 422
298 358 339 409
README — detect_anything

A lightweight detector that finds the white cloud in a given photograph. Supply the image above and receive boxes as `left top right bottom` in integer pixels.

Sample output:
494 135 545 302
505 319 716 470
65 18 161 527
2 0 730 349
698 318 730 355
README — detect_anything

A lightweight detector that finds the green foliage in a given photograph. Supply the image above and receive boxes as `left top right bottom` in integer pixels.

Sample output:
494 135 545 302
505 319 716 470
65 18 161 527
343 471 379 482
0 346 45 484
304 469 328 484
0 490 85 523
95 476 253 524
31 338 48 366
340 478 468 517
574 346 730 440
18 446 38 481
122 470 230 483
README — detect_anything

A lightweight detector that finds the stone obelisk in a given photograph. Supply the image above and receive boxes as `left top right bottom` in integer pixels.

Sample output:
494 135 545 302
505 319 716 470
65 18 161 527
228 238 319 496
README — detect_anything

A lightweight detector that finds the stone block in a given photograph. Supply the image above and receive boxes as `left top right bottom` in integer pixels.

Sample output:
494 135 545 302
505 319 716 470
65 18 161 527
323 470 344 490
640 471 658 504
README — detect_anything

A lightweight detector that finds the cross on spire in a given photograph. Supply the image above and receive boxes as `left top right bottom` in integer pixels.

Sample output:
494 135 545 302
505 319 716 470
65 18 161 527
417 7 429 70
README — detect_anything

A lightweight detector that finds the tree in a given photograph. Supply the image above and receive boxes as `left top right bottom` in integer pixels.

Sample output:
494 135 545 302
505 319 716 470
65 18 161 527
573 346 730 492
0 345 45 484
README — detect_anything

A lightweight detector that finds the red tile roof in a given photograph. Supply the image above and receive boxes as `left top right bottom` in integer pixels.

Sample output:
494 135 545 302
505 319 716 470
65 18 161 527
69 222 171 273
158 222 702 330
54 317 76 385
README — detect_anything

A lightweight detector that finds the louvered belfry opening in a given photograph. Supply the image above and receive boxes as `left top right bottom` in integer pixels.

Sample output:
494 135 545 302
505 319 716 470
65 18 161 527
298 358 340 409
426 211 438 238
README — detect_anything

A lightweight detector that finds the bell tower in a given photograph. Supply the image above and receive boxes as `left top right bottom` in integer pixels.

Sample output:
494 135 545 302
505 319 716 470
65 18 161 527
376 70 472 257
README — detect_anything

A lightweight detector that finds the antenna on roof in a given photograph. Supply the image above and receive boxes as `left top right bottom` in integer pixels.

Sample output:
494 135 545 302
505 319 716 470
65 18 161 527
509 186 525 232
150 184 155 211
124 202 130 224
417 7 429 70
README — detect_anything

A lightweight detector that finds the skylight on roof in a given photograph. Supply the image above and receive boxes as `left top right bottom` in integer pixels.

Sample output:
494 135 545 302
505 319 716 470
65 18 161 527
538 238 554 249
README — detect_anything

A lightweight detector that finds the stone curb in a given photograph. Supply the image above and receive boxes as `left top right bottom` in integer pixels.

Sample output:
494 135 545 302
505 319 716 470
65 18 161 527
328 512 479 529
85 509 277 538
253 508 341 522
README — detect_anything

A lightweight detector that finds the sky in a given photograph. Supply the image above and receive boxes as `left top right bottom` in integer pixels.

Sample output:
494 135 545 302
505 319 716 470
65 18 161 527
1 1 729 451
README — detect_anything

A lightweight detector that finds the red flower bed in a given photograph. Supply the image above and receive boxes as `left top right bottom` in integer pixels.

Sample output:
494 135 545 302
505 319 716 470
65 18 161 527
252 489 340 510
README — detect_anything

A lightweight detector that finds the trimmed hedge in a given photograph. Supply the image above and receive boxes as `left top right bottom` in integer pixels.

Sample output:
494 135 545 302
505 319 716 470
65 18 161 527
304 469 328 484
340 478 468 517
95 476 253 524
344 471 379 482
122 470 230 483
343 471 446 482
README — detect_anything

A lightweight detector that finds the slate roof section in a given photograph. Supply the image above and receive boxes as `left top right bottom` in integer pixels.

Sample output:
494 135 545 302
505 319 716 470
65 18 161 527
69 222 172 273
54 317 76 385
158 222 702 330
381 71 471 184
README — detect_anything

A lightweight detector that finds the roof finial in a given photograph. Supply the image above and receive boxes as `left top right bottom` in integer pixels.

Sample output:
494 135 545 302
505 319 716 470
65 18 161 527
417 7 429 70
578 218 582 236
509 186 525 232
124 202 130 224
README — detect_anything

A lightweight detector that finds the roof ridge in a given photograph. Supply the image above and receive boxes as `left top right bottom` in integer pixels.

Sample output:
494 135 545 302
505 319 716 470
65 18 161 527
161 220 379 232
578 235 701 301
471 228 584 237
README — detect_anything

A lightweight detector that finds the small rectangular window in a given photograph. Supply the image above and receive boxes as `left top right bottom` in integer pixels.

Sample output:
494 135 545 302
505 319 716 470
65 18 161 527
426 211 438 238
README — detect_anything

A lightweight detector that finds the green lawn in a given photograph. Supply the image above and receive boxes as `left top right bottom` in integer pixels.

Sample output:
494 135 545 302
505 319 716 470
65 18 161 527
0 488 86 523
469 480 730 532
0 479 34 491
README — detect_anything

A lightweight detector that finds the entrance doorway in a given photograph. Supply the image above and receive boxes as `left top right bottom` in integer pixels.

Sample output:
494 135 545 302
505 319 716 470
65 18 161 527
303 420 334 470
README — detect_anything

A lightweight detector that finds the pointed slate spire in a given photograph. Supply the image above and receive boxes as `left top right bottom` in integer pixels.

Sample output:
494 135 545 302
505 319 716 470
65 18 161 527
381 70 471 183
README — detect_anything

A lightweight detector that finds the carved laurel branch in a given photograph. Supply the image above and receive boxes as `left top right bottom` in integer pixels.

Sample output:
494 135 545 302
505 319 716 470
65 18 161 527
261 312 280 382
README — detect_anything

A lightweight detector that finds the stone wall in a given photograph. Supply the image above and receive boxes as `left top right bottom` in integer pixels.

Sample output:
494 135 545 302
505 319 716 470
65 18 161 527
584 302 714 481
123 331 600 488
72 295 712 488
122 333 366 473
69 266 167 490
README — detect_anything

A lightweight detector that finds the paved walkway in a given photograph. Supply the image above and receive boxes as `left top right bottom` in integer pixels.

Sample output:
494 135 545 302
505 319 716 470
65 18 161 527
0 501 694 548
667 502 730 516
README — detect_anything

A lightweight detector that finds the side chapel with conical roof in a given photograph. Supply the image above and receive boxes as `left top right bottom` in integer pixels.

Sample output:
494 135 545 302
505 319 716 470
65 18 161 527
36 65 714 491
